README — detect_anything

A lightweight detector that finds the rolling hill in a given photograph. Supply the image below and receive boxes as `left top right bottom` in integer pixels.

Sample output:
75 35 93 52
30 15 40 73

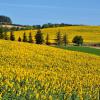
7 26 100 43
0 40 100 99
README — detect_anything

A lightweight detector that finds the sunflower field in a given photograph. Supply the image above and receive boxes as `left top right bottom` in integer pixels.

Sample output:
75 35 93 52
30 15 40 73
7 26 100 43
0 40 100 100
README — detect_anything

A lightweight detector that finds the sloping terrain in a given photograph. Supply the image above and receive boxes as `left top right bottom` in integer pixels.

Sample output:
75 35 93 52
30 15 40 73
8 26 100 43
0 40 100 99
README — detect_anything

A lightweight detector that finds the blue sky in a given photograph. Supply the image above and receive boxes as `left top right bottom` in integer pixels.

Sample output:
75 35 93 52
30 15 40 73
0 0 100 25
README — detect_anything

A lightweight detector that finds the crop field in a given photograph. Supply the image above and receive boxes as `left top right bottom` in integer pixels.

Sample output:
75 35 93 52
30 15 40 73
0 40 100 100
7 26 100 43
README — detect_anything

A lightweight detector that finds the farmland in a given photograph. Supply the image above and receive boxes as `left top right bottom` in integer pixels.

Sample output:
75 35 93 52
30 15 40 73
56 46 100 56
0 40 100 99
7 26 100 43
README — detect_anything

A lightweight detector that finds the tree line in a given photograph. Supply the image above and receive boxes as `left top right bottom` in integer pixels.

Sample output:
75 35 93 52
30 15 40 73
0 15 85 31
0 23 84 32
0 27 84 46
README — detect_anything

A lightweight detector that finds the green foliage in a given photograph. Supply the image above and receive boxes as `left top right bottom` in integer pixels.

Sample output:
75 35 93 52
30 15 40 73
72 36 83 46
10 31 15 41
28 32 33 43
33 25 41 29
71 91 79 100
35 29 44 44
0 32 4 39
10 27 18 31
0 27 9 39
41 23 74 29
0 15 12 24
23 32 27 42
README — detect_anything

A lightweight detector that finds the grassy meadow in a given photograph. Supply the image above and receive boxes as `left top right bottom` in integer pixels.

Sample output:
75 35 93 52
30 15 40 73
56 46 100 56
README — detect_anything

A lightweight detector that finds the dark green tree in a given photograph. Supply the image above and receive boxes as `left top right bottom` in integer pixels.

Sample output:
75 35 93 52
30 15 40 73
0 15 12 25
35 29 44 44
46 33 50 45
28 32 33 43
23 32 27 42
72 36 83 46
56 31 62 46
34 25 41 29
63 34 68 46
18 37 21 42
0 27 4 39
10 31 15 41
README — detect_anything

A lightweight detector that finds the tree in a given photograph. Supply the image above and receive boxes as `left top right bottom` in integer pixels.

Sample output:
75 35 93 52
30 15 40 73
28 32 33 43
23 32 27 42
0 27 9 39
35 29 44 44
10 31 15 41
0 15 12 25
34 25 41 29
10 27 17 31
0 27 4 39
56 31 62 46
46 33 50 45
63 34 68 46
4 32 9 40
72 36 83 46
18 37 21 42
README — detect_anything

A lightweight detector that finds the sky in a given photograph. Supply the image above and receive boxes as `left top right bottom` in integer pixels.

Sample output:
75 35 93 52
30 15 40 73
0 0 100 25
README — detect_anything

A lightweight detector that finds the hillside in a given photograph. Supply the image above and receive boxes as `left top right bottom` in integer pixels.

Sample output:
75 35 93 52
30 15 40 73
0 40 100 99
7 26 100 43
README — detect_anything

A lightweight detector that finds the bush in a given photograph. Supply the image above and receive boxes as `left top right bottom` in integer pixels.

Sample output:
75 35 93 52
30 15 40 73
72 36 83 46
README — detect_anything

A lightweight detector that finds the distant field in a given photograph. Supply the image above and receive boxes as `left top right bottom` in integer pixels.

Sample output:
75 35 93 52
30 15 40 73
7 26 100 43
56 46 100 56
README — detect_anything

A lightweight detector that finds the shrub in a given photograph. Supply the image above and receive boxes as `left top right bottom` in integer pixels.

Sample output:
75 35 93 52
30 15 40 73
72 36 83 46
